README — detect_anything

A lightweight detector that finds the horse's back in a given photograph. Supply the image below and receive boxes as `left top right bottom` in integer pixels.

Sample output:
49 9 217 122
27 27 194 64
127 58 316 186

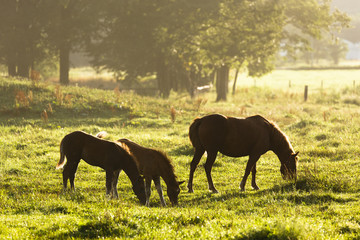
117 138 169 177
61 131 87 155
62 131 128 169
191 114 272 157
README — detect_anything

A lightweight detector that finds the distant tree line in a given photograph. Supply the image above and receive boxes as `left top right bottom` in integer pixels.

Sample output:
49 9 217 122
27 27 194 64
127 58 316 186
0 0 349 100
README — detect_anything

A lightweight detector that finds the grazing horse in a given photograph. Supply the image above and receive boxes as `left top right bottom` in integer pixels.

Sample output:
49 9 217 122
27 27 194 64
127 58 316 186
187 114 298 193
96 132 183 206
56 131 146 205
117 139 185 207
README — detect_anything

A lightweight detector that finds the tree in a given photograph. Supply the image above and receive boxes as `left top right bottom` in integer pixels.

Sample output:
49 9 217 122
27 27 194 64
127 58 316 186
0 0 51 77
211 0 350 101
88 0 220 97
45 0 100 85
87 0 349 100
196 0 284 101
280 0 350 60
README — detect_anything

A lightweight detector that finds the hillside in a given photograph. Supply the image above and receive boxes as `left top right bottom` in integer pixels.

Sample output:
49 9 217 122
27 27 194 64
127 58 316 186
1 72 360 239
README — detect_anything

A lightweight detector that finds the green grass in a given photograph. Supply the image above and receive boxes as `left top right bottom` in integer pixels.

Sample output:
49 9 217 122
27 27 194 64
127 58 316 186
1 69 360 239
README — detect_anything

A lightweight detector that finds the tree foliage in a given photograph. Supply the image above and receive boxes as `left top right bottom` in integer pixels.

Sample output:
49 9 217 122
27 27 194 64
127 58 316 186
0 0 350 99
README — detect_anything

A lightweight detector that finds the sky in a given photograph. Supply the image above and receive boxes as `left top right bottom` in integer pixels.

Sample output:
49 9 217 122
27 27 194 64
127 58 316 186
332 0 360 16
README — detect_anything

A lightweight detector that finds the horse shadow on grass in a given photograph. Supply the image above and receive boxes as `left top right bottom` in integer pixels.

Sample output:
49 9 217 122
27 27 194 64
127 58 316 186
182 181 357 209
253 182 357 205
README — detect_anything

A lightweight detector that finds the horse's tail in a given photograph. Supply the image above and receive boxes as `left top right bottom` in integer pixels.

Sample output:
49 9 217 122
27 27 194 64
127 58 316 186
189 117 203 149
56 139 66 170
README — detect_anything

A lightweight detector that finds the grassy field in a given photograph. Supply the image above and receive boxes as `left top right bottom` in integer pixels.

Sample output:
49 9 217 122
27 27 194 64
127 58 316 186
1 68 360 239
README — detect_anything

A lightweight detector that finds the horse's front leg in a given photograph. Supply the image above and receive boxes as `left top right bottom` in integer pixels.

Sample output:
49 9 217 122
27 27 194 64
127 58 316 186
111 169 121 199
145 177 152 207
251 163 260 190
153 176 166 207
105 170 114 198
204 151 218 193
240 155 260 191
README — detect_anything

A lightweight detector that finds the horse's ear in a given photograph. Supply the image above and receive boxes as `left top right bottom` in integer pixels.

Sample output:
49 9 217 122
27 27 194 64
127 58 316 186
292 152 299 157
178 181 185 185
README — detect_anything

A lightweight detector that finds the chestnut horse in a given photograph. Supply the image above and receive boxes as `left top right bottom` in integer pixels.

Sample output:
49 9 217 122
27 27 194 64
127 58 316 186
96 132 183 206
187 114 298 193
56 131 146 205
117 139 184 207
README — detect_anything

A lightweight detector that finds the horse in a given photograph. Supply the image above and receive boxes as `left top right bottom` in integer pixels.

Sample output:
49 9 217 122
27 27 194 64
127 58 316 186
96 132 184 206
56 131 146 205
187 114 298 193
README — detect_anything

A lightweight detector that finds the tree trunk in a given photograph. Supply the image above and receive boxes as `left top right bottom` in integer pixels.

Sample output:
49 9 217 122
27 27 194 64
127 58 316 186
188 67 197 98
8 62 17 77
59 43 70 85
232 67 239 95
59 3 72 85
17 48 30 78
17 62 30 78
157 54 170 98
216 65 229 101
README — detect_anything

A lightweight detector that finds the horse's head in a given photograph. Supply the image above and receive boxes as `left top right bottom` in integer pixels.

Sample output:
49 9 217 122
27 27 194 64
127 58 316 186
132 176 146 205
167 181 185 205
280 152 298 180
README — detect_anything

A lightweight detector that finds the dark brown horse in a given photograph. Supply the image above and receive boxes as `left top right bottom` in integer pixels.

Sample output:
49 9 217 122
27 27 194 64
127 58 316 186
187 114 298 193
56 131 146 205
96 132 183 206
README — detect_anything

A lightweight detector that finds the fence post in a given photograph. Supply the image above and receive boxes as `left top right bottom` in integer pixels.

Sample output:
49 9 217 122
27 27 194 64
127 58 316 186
304 85 308 102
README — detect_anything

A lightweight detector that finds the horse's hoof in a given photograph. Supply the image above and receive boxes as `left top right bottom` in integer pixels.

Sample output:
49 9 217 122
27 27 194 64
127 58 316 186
187 188 194 193
210 189 219 193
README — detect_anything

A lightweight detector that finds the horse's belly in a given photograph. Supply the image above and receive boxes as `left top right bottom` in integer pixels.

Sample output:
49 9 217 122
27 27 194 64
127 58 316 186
219 138 269 158
219 148 249 158
82 149 105 168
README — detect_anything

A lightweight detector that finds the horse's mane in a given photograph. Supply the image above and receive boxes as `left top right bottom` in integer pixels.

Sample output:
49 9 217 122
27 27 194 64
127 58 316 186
152 149 178 181
119 140 178 182
268 120 294 153
116 141 131 156
116 141 141 169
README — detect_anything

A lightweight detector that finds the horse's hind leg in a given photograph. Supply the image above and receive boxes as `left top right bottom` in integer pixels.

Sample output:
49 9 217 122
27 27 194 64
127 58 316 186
153 176 166 207
63 158 79 191
187 148 205 193
204 151 218 193
62 170 69 191
145 177 152 207
240 155 260 191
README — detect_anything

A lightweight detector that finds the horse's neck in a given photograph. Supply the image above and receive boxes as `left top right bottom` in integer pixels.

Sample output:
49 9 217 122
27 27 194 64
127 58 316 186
270 129 293 158
159 164 177 188
122 155 141 185
161 173 178 188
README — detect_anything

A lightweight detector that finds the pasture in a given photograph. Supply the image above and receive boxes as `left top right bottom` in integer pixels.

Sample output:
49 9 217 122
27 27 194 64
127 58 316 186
1 68 360 239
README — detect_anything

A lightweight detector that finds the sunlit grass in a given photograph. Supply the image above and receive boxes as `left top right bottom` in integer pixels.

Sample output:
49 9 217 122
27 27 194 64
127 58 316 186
1 70 360 239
